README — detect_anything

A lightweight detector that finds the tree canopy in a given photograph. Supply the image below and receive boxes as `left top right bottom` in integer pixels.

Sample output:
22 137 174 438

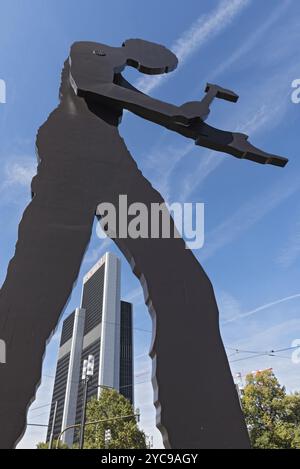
82 388 147 449
242 369 300 449
37 388 147 449
37 439 68 449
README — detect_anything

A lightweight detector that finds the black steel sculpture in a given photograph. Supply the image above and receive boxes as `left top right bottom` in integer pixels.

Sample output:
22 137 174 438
0 39 287 449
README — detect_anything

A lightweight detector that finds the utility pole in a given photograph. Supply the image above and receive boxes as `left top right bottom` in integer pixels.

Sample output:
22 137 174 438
79 354 94 449
48 400 58 449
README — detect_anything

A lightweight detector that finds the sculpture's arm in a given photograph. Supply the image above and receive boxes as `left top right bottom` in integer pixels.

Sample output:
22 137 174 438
69 70 288 168
193 123 289 167
164 119 288 167
70 71 204 127
115 76 238 122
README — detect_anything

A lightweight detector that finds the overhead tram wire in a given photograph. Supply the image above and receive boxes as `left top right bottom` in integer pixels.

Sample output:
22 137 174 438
42 344 299 381
26 345 300 427
229 346 299 364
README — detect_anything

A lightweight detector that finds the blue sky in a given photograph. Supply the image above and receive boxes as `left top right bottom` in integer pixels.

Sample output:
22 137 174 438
0 0 300 448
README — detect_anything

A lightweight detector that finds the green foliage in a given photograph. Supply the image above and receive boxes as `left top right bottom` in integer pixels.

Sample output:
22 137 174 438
36 439 69 449
242 369 300 449
81 388 147 449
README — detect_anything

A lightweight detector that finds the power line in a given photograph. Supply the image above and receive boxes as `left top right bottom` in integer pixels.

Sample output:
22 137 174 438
29 402 52 412
230 352 275 364
227 345 299 355
43 345 299 381
26 345 299 427
227 347 267 355
229 346 299 364
270 346 299 353
26 423 49 428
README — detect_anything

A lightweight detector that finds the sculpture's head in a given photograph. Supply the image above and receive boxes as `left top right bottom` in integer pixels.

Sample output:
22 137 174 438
122 39 178 75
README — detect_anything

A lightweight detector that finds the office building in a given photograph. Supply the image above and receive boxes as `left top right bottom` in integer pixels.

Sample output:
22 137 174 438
46 252 134 446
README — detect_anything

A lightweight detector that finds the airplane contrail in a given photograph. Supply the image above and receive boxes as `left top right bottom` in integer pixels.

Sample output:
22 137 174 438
223 293 300 325
135 0 250 94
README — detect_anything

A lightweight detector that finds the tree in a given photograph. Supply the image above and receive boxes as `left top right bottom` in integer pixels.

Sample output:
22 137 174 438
242 369 300 449
36 439 69 449
81 388 147 449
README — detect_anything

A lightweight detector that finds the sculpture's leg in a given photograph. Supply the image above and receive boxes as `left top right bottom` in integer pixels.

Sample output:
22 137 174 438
0 176 96 448
96 140 251 449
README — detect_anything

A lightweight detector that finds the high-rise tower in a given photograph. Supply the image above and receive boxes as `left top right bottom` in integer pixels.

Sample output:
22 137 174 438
46 252 134 446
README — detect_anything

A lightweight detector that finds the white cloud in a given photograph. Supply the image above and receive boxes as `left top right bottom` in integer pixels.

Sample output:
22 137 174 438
82 236 112 265
179 149 223 201
200 171 300 262
146 141 194 200
209 0 291 81
277 220 300 268
135 0 250 94
124 286 144 305
217 290 242 322
1 158 36 190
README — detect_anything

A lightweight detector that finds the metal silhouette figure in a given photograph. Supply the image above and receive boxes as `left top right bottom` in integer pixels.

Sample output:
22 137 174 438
0 39 287 449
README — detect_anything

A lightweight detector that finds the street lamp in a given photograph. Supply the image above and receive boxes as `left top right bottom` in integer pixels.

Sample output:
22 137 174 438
79 354 94 449
86 354 95 377
104 428 111 449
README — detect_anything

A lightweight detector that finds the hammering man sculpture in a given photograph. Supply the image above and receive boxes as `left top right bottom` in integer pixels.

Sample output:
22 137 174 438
0 40 287 449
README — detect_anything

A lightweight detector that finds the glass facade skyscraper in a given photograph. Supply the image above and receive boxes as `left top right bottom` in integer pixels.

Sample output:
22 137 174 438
46 252 134 446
